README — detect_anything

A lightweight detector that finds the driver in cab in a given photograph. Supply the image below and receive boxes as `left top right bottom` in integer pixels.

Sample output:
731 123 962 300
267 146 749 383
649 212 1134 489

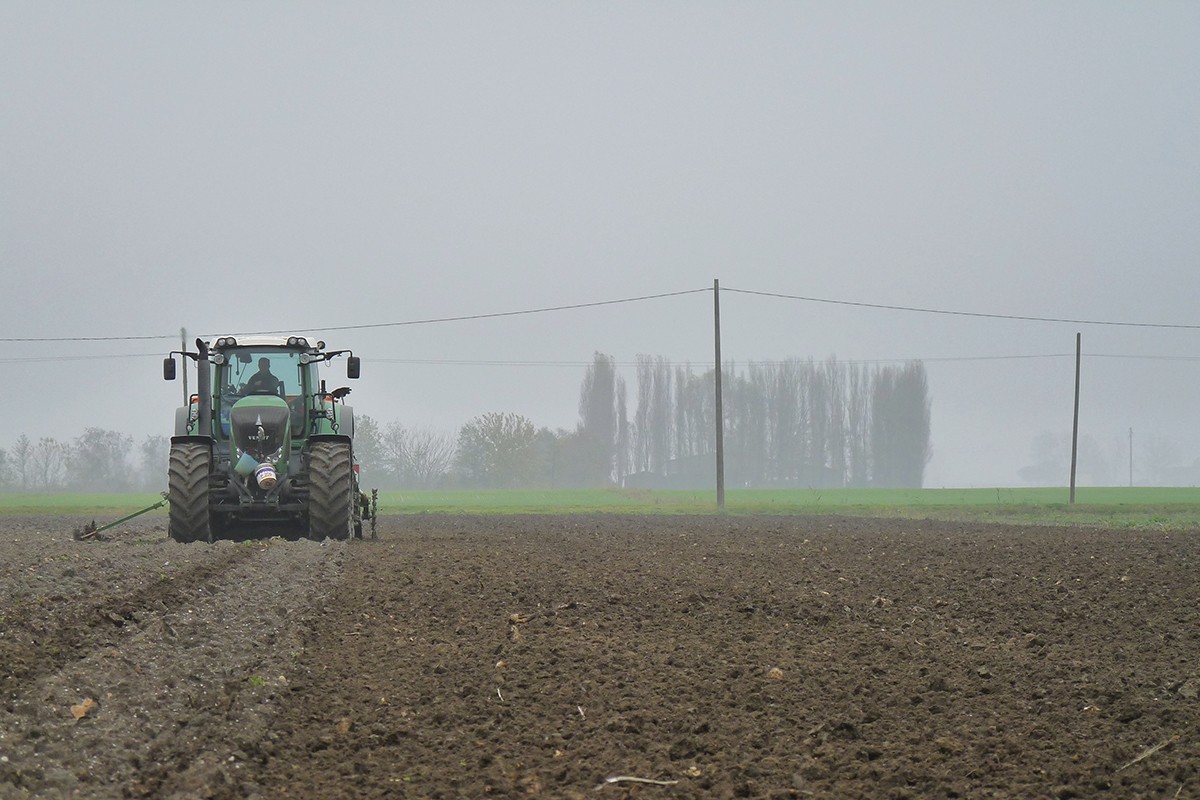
244 358 282 395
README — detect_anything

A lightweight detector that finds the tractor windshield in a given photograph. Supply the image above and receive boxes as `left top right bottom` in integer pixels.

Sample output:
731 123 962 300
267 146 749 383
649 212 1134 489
220 349 305 398
215 348 312 439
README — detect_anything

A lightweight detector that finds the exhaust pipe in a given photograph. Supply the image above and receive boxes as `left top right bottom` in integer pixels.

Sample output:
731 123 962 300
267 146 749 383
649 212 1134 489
195 338 212 437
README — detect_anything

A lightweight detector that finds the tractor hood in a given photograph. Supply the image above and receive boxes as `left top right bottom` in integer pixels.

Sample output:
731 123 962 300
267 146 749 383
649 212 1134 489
229 396 291 463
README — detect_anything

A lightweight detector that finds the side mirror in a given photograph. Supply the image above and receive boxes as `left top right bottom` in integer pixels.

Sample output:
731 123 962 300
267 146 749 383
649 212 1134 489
163 357 177 381
347 356 361 379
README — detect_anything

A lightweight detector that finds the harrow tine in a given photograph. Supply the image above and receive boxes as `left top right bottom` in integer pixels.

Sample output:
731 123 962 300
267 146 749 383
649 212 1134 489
77 492 170 539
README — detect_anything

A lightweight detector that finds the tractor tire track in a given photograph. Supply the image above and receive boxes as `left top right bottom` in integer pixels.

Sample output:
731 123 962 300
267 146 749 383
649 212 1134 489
0 527 348 800
0 547 253 703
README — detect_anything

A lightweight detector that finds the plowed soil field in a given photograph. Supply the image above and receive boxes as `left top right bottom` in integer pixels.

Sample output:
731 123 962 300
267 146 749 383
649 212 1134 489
1 514 1198 799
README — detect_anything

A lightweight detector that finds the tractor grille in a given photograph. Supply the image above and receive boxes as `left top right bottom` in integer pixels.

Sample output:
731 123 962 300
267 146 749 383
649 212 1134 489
229 405 290 461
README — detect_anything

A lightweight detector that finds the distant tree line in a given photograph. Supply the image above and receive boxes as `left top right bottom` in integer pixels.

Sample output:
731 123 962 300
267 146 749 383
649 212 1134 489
355 354 932 490
629 356 933 489
0 430 169 492
0 355 932 492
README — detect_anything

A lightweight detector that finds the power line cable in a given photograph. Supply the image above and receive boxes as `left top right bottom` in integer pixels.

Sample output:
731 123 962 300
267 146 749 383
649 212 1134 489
203 288 712 337
0 333 175 343
6 283 1199 342
0 352 162 363
0 288 711 343
724 287 1200 330
369 352 1200 368
4 351 1196 367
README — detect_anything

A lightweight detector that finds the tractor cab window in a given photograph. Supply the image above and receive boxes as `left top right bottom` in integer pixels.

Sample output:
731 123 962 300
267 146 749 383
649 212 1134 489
220 350 304 398
217 349 309 438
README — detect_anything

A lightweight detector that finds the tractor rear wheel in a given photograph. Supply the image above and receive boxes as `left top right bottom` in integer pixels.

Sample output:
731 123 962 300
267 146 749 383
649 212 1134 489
308 441 353 541
168 442 212 543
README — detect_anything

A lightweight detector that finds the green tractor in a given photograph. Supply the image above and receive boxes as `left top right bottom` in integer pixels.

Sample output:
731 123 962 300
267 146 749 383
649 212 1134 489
163 335 368 542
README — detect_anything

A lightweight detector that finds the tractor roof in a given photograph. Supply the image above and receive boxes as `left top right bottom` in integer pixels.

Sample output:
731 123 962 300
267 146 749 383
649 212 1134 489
207 335 327 351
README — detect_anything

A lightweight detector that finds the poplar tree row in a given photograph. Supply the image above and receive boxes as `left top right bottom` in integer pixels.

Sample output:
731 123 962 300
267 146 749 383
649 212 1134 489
578 354 932 489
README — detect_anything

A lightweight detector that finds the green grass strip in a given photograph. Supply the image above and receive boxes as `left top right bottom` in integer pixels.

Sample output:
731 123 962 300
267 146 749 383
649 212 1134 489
3 487 1200 529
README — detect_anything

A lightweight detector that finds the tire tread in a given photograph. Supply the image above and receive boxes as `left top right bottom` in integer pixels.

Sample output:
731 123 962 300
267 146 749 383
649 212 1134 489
168 443 211 543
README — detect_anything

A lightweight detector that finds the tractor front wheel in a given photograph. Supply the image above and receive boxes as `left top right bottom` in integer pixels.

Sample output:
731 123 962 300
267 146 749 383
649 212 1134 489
168 442 212 543
308 441 353 541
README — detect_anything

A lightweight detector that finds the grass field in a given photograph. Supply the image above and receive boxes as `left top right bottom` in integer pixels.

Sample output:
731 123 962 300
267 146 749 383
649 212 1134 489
3 486 1200 529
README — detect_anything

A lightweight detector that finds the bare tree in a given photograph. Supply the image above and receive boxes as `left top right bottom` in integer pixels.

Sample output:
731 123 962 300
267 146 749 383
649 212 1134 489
870 363 931 488
138 434 169 491
378 421 409 487
674 366 714 462
845 364 871 488
673 364 690 460
825 358 847 488
405 427 456 488
30 437 67 490
767 359 804 484
578 352 618 485
895 362 932 487
807 361 830 486
615 376 630 485
739 363 770 486
11 434 32 491
649 357 673 474
68 428 134 491
726 362 767 487
633 355 653 474
353 414 386 485
632 356 676 483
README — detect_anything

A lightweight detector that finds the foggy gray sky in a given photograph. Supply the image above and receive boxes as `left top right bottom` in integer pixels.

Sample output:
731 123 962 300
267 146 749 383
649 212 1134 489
2 2 1198 487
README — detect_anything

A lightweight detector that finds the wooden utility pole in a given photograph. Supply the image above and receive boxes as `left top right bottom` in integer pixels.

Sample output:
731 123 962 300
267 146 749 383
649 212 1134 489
714 279 725 510
1069 332 1081 504
181 327 189 403
1129 428 1133 487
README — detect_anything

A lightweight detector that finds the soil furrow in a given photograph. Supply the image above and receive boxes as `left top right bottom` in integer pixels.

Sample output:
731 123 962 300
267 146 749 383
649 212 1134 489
0 530 346 799
0 547 254 701
0 515 1197 799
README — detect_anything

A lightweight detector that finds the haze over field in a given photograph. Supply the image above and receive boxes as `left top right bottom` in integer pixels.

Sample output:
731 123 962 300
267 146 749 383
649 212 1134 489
2 3 1198 487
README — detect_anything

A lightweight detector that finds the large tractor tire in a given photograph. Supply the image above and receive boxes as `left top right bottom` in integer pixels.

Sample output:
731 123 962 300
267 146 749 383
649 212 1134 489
308 441 353 541
168 442 212 543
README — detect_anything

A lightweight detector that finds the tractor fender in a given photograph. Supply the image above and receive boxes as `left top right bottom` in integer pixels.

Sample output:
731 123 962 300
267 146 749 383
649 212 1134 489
309 407 353 449
310 404 354 441
169 434 213 447
314 405 353 439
